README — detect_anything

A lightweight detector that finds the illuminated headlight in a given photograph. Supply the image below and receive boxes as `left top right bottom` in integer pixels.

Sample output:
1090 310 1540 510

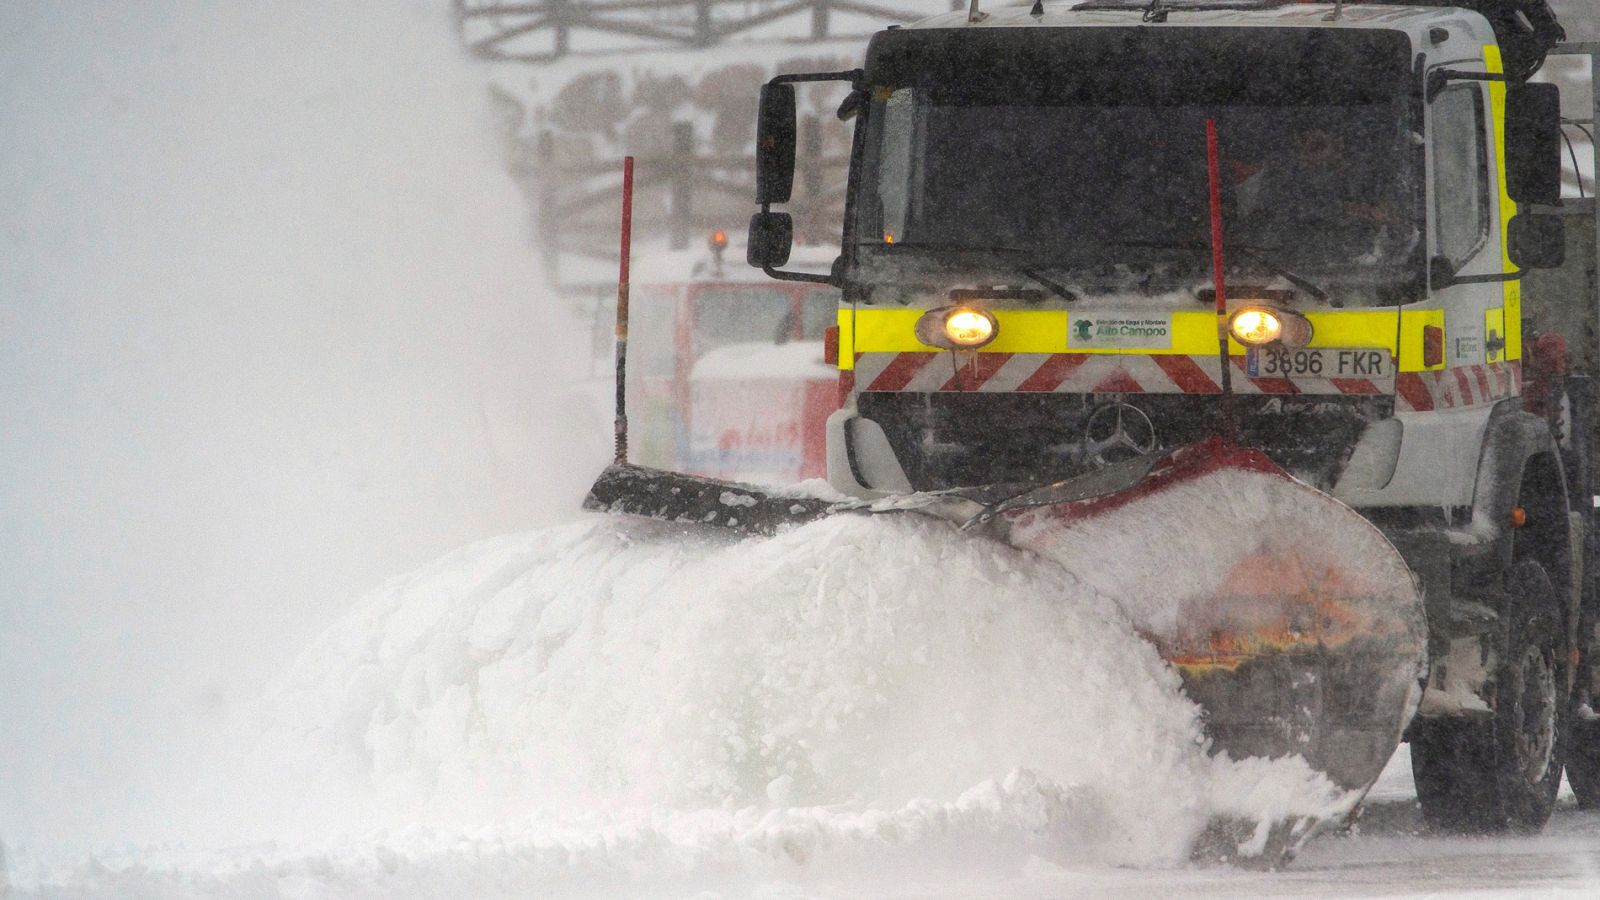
1229 307 1313 348
916 306 999 350
1230 308 1283 345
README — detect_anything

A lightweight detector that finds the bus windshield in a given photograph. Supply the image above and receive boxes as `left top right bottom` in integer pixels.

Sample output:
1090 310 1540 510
692 285 796 349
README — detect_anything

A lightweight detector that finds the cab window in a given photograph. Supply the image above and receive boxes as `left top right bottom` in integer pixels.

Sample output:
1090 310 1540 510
798 290 838 339
691 285 793 350
1432 85 1490 269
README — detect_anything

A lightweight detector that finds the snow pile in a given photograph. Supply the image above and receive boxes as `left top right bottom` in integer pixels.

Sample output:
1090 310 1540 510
200 512 1348 885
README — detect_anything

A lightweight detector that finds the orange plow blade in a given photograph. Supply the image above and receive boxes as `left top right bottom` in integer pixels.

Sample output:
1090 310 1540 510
990 438 1427 858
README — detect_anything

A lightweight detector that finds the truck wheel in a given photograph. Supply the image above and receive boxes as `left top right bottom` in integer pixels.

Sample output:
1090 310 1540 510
1411 559 1565 833
1564 564 1600 809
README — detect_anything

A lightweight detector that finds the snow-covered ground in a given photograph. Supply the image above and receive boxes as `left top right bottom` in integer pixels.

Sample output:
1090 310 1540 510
5 513 1598 898
13 749 1600 898
1 512 1336 885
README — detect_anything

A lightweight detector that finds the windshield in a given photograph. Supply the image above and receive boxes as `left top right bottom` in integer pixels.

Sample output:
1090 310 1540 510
856 27 1421 301
798 289 837 339
692 285 796 349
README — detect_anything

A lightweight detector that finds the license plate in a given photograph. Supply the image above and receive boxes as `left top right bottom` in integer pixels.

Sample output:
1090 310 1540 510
1246 347 1392 379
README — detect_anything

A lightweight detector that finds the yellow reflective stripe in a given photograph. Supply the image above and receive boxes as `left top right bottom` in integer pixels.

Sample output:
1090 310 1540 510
838 307 855 370
1281 308 1444 372
842 308 1221 356
1162 312 1226 354
1485 44 1522 361
1301 311 1398 350
841 306 1446 372
1397 307 1447 372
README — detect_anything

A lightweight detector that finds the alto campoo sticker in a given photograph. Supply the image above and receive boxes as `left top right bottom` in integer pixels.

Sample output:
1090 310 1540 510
1067 314 1173 349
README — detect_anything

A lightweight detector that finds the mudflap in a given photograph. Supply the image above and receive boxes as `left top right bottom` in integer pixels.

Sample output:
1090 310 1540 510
992 438 1428 864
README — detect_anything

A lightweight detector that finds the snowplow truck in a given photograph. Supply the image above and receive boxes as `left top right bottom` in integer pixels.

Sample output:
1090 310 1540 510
587 0 1600 856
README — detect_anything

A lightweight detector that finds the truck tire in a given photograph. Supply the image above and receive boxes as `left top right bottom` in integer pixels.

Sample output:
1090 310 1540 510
1411 559 1565 833
1564 559 1600 809
1551 381 1598 807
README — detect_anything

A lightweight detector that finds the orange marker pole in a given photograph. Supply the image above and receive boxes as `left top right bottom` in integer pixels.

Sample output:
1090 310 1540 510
1206 119 1236 431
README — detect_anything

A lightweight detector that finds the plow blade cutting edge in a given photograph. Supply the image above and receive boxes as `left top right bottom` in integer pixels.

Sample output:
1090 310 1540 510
584 437 1427 860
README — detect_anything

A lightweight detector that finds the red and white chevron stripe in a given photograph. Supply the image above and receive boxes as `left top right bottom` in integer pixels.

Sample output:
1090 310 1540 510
1394 361 1520 411
851 352 1391 397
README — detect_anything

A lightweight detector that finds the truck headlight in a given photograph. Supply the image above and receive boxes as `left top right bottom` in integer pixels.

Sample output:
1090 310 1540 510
916 306 998 350
1230 308 1283 345
1229 307 1312 348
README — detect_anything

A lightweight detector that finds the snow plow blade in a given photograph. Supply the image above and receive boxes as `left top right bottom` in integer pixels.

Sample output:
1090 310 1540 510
584 462 841 535
988 438 1427 859
584 438 1425 858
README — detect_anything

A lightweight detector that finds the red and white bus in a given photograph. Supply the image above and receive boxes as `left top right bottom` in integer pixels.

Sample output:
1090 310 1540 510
617 236 840 485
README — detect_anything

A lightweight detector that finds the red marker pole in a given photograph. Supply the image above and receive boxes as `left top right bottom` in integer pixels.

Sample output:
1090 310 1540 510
1205 119 1234 401
613 156 635 465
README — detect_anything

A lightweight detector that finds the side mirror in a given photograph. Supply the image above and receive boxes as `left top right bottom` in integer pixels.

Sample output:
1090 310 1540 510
747 211 793 268
1508 213 1566 269
1505 82 1562 205
756 83 797 205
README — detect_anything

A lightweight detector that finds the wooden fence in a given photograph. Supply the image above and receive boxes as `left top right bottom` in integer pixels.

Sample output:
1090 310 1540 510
457 0 946 287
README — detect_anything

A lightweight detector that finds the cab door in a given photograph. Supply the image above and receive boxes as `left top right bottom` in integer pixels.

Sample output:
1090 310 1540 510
1427 54 1519 377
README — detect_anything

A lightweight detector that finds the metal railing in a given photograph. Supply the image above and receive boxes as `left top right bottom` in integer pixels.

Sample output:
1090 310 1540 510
455 0 958 62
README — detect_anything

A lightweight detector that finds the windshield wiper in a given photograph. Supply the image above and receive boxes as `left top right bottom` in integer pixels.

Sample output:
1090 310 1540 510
1232 247 1330 304
1020 267 1079 303
1103 239 1328 303
862 242 1079 302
